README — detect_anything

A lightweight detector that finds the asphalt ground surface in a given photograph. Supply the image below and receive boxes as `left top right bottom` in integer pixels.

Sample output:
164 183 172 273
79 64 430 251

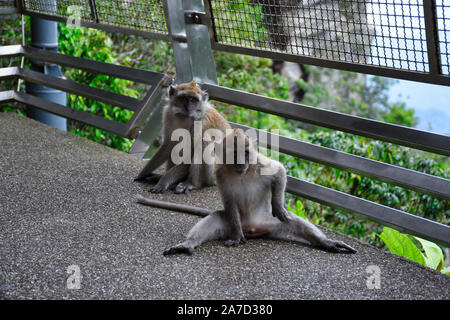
0 112 449 299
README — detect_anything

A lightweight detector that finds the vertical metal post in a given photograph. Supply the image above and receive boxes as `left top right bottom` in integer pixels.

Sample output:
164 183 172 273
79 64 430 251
163 0 193 84
183 0 218 84
423 0 441 75
26 0 67 131
162 0 217 84
129 0 218 159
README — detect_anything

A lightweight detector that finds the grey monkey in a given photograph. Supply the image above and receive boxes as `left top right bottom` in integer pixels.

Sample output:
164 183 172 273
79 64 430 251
159 128 357 255
135 81 230 194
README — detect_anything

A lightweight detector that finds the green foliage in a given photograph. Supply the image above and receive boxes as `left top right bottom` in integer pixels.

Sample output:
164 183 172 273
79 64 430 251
211 0 266 46
213 51 449 246
300 70 418 128
58 24 139 151
382 102 418 127
378 227 449 275
0 14 26 113
288 200 309 221
378 227 426 266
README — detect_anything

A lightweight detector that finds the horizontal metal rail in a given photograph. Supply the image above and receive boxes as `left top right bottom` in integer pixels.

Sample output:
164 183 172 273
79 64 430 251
0 45 168 86
286 176 450 247
0 90 15 102
0 67 141 111
231 123 450 201
11 91 128 137
212 43 450 87
0 7 18 14
20 9 170 42
204 84 450 157
0 45 171 139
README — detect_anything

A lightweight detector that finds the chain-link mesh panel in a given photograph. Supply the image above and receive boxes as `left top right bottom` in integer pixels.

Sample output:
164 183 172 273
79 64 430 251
0 0 16 7
209 0 436 72
22 0 167 34
96 0 167 33
23 0 92 20
436 0 449 75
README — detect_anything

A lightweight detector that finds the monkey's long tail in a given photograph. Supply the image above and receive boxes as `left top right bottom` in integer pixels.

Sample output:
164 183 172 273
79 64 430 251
136 194 211 217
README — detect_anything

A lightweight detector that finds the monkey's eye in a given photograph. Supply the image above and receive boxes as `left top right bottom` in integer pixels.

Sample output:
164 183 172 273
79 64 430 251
177 97 188 105
188 96 198 103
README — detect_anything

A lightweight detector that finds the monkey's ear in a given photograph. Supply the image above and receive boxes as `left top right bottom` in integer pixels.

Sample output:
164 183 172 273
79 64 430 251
202 91 209 101
169 85 176 97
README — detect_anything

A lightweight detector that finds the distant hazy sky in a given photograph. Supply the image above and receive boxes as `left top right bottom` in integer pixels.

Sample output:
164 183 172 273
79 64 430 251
388 79 450 135
366 0 449 135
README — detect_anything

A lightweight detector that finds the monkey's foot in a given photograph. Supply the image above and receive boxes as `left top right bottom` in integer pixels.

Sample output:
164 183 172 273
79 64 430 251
174 181 198 194
163 243 194 255
149 182 169 194
322 239 357 254
224 237 246 247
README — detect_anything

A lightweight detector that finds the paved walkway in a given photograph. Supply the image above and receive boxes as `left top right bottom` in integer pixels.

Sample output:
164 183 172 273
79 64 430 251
0 112 448 299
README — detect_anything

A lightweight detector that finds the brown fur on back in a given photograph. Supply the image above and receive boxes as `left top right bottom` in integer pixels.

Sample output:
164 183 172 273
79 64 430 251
203 107 231 132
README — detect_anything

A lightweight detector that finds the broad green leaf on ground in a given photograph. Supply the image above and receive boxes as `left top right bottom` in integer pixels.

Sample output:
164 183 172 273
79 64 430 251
414 237 444 270
378 227 426 266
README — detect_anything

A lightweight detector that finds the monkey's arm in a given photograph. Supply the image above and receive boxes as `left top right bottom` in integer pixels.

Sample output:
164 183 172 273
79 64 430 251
270 166 290 222
135 140 178 180
222 198 246 247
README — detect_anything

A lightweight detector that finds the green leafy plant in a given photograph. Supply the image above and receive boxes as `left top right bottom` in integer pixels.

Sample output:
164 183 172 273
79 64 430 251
288 200 309 221
58 23 139 152
378 227 449 275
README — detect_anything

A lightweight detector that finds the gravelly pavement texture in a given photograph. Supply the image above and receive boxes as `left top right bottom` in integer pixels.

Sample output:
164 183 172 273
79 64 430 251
0 112 448 300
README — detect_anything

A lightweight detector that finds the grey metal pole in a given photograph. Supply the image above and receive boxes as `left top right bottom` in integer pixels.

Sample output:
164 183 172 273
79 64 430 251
25 0 67 131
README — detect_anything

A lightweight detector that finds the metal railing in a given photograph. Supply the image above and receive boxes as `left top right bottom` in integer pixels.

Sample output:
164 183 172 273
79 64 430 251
0 45 172 139
0 0 449 245
207 0 450 86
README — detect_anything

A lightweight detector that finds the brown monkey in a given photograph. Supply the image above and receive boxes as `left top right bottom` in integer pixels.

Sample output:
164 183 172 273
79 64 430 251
136 81 231 194
162 128 357 254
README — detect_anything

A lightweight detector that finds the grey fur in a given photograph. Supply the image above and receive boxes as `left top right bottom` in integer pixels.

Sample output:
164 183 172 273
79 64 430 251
164 131 357 255
136 83 229 194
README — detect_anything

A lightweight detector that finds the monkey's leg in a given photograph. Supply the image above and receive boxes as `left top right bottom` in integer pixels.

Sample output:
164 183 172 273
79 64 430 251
173 163 205 194
143 173 162 183
135 140 177 180
163 211 227 255
150 164 189 194
269 213 357 254
222 204 246 247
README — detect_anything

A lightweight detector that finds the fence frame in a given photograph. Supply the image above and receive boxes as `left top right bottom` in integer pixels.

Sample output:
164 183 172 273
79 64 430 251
1 0 449 245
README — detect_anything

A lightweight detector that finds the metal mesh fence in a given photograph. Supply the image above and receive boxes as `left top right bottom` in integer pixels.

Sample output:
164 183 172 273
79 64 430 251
436 0 450 75
23 0 92 20
208 0 440 73
0 0 15 7
96 0 167 33
22 0 168 34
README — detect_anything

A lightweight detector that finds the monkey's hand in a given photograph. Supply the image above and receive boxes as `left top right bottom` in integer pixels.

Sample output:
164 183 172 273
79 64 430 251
322 239 357 254
271 204 290 222
163 243 194 255
224 234 246 248
149 181 170 194
134 173 161 183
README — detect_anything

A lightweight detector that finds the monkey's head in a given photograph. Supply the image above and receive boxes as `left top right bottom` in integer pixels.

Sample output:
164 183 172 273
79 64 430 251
220 128 256 175
168 81 208 121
